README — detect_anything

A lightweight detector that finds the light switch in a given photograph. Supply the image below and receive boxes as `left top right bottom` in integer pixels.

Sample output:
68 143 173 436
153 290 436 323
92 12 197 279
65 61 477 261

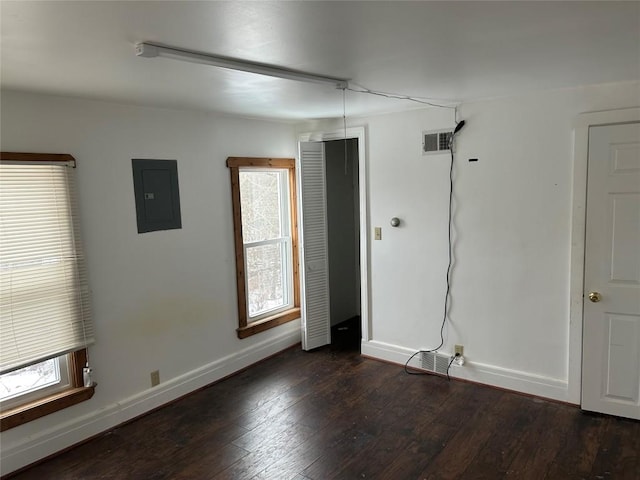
374 227 382 240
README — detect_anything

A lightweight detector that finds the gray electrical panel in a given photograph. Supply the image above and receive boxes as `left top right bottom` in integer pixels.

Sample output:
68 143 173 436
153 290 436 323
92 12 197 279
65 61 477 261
132 159 182 233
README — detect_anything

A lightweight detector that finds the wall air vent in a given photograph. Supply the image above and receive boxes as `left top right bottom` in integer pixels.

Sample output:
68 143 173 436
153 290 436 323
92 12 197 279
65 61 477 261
423 129 453 154
421 351 451 375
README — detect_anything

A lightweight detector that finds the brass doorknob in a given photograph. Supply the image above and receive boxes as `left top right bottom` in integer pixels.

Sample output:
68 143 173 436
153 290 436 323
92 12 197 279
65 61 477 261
588 291 602 303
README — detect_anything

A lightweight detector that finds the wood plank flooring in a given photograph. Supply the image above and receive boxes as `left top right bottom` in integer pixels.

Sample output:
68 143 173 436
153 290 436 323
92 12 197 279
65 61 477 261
7 331 639 479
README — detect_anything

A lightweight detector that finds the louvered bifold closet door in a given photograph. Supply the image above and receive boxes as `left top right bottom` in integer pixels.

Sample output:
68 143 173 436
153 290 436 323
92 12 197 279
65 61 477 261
298 142 331 350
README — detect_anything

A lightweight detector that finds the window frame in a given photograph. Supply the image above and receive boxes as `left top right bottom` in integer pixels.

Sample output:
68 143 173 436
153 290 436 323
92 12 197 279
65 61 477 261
227 157 300 338
0 350 93 431
0 152 95 432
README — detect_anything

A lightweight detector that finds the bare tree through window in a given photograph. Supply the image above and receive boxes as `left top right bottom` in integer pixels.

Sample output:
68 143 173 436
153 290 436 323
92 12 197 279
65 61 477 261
239 170 290 317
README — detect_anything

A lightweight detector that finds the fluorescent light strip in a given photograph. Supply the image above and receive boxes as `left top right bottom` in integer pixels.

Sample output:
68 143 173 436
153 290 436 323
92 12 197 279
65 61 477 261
135 42 349 90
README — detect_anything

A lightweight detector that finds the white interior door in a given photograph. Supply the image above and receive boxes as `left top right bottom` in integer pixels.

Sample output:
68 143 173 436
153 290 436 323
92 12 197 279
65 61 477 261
298 141 331 350
582 122 640 419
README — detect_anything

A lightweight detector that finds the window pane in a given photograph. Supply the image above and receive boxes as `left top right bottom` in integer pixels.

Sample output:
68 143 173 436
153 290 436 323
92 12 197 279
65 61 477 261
246 243 287 317
239 170 286 243
0 357 61 402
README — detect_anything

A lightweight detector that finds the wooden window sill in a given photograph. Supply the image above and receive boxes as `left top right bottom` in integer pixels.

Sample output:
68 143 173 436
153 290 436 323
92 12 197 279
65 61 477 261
1 385 96 432
237 308 301 339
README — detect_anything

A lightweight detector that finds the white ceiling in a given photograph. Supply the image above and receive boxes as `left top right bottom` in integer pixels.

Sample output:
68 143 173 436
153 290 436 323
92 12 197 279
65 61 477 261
1 1 639 121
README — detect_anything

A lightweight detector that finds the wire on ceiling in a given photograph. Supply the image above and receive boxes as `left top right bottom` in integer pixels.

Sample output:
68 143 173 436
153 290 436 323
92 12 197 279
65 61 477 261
346 82 458 110
342 87 348 175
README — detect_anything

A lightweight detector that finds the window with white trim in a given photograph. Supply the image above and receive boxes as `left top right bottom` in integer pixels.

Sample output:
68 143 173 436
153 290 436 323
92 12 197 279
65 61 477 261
0 152 95 431
227 157 300 338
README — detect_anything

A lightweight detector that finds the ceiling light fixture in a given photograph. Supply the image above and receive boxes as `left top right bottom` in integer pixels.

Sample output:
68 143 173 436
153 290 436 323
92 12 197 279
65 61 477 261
135 42 349 90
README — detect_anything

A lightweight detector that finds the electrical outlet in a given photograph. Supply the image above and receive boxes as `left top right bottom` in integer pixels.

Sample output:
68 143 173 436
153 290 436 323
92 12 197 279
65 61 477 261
374 227 382 240
150 370 160 387
454 344 464 356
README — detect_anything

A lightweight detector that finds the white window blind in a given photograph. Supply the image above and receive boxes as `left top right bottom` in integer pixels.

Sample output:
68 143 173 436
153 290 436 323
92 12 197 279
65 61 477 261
0 159 94 374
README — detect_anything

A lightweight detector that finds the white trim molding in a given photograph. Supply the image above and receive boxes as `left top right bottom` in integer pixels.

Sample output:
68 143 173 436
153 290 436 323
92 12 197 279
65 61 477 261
568 107 640 405
1 325 301 476
362 339 571 403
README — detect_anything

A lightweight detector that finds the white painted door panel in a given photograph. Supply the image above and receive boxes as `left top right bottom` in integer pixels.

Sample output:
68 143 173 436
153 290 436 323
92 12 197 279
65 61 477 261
298 142 331 350
582 123 640 419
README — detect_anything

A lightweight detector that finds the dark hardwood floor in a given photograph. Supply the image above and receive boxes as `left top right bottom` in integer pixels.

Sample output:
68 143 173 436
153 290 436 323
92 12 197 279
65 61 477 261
8 325 639 479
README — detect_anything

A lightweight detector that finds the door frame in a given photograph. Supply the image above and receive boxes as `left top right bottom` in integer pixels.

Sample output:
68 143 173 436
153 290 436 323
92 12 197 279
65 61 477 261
568 107 640 404
298 126 370 343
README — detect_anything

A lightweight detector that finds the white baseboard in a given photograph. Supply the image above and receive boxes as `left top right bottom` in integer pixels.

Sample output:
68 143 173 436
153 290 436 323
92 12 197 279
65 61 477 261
361 339 571 403
1 326 301 476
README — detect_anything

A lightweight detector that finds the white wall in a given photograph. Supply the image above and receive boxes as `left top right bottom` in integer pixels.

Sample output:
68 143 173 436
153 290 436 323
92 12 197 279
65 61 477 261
3 80 639 473
301 80 640 402
0 91 300 474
